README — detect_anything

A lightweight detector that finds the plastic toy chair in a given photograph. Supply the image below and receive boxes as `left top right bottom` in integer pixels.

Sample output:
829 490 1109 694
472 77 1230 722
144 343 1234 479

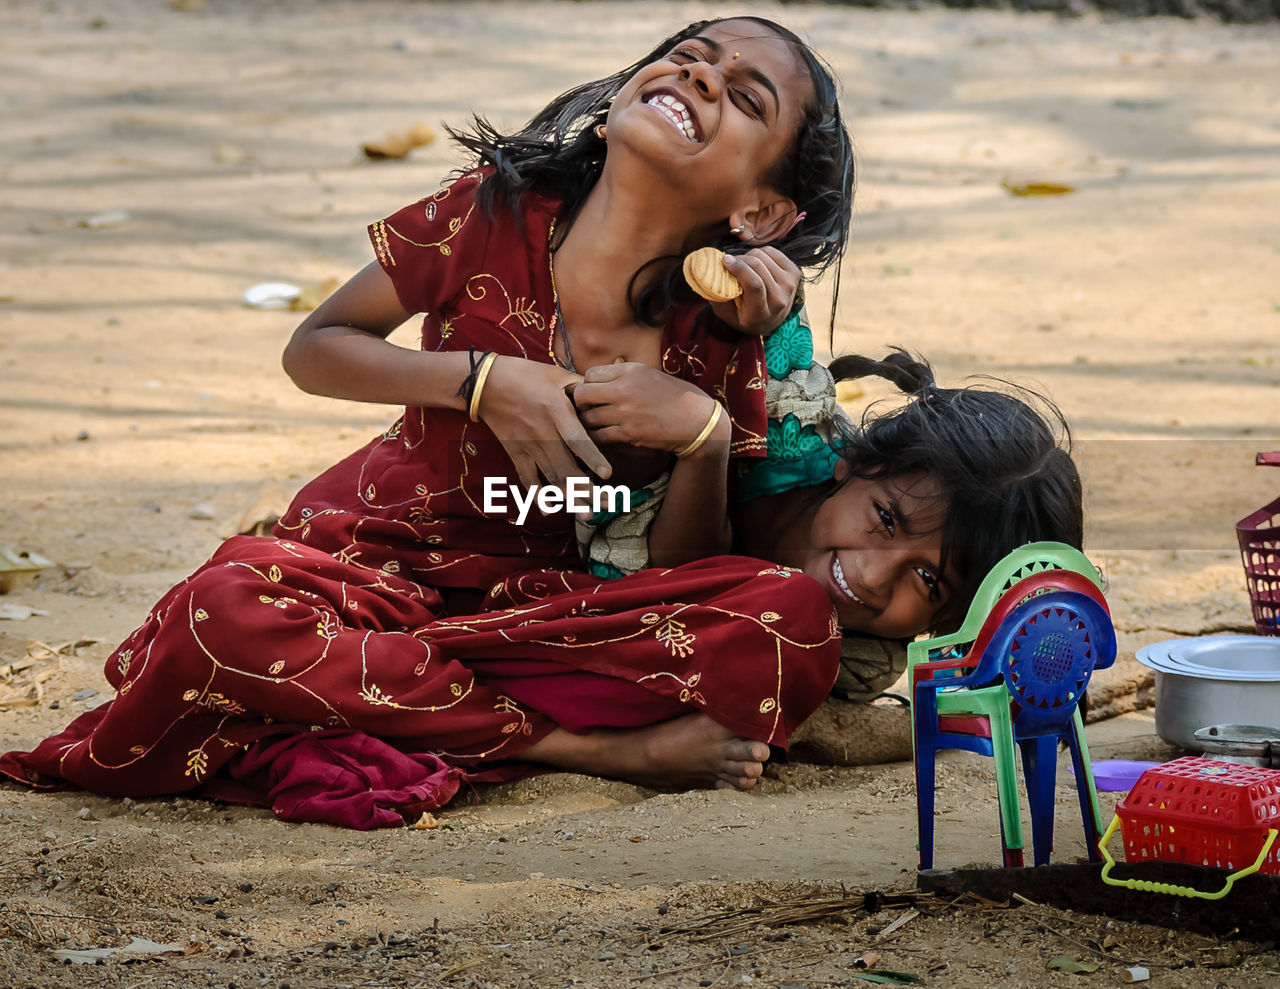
907 541 1104 675
907 547 1108 767
913 587 1116 870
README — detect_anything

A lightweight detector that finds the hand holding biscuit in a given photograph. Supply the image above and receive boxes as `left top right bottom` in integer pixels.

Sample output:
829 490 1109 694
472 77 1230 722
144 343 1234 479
684 246 801 337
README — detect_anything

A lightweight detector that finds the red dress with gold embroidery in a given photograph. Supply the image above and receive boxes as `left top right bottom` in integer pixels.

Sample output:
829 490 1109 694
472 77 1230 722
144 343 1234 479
0 171 839 824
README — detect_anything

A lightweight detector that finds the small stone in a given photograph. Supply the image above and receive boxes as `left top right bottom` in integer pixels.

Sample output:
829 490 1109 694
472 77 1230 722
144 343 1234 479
188 503 216 520
597 951 616 961
239 882 253 893
73 689 98 702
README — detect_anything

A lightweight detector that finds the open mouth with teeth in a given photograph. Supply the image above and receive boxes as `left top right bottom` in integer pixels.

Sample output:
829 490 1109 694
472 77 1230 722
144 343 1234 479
645 93 699 142
831 555 867 608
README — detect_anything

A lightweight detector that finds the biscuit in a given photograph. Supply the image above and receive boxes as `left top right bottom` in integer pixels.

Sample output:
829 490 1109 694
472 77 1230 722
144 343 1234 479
683 247 743 303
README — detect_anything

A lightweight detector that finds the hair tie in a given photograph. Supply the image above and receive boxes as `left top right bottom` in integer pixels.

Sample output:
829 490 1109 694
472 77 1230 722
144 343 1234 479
914 386 939 407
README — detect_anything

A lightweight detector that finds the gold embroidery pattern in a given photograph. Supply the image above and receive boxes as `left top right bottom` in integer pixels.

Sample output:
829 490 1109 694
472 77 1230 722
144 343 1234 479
370 220 394 267
382 202 476 258
200 693 246 716
184 747 208 780
653 617 696 659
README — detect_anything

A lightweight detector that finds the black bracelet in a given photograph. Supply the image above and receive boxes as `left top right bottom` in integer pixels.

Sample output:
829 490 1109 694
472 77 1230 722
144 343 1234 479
454 347 494 408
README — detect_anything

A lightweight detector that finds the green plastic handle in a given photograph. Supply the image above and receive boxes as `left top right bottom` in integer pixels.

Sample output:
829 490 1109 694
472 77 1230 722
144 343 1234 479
1098 815 1278 900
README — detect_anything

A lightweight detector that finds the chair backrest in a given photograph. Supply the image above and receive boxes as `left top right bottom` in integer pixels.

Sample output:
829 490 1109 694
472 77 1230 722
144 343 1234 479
972 542 1104 615
909 541 1106 668
983 589 1117 735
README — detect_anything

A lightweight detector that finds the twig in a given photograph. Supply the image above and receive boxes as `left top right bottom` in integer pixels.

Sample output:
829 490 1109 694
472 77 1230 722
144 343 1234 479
438 957 487 979
22 909 48 946
632 944 774 982
558 881 611 894
0 909 121 931
703 945 735 988
874 909 919 941
1010 894 1176 969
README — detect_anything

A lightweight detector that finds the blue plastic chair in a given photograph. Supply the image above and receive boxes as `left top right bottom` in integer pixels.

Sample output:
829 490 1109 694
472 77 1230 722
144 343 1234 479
914 588 1117 869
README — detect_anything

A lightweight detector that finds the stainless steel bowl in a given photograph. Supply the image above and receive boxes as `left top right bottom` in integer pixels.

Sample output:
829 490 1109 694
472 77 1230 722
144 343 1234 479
1193 724 1280 767
1135 636 1280 751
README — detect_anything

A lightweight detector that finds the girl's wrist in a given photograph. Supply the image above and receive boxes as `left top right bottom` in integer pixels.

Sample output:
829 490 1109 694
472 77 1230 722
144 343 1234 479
674 398 729 461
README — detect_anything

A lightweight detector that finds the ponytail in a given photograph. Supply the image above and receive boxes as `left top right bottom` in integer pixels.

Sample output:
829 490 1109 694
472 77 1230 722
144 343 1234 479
829 349 934 397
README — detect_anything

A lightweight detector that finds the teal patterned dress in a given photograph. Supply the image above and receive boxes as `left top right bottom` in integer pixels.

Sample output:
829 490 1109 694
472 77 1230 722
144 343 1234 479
574 306 910 703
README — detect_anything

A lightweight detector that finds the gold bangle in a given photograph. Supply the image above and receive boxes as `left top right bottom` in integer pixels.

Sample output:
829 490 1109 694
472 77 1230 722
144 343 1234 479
468 352 498 422
675 401 723 459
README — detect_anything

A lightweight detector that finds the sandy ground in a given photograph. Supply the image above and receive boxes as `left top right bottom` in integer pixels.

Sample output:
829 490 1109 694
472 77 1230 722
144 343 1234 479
2 1 1280 986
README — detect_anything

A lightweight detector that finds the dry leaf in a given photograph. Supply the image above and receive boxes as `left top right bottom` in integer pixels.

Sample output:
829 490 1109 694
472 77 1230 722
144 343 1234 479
407 123 436 148
835 380 865 403
362 134 413 160
289 276 342 312
1002 180 1077 197
1046 955 1100 974
363 123 436 160
219 485 292 540
213 142 252 165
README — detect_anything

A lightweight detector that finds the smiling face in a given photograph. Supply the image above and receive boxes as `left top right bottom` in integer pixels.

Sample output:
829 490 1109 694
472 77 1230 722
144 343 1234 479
605 19 811 225
801 466 957 640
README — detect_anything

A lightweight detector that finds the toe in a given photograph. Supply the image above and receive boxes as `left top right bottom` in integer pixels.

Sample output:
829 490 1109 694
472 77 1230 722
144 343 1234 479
722 759 763 780
726 737 771 764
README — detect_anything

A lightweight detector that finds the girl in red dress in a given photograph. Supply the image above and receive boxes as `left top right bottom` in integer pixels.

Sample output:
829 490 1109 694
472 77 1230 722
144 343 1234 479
1 19 1082 829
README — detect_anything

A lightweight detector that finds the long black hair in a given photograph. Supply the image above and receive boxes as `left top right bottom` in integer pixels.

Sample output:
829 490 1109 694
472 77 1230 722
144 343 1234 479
829 349 1085 635
448 16 854 332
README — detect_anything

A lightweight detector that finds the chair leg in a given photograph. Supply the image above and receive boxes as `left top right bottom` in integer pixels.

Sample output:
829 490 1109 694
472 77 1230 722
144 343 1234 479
985 702 1025 867
914 699 939 871
1066 706 1104 862
1020 734 1059 866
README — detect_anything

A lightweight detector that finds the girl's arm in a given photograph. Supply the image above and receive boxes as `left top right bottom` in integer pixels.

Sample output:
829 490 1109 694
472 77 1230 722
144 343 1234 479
647 398 733 565
573 364 733 566
283 263 611 486
283 262 470 410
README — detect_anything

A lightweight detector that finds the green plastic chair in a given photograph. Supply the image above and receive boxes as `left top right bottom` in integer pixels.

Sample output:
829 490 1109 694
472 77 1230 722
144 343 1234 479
907 541 1104 673
907 542 1107 868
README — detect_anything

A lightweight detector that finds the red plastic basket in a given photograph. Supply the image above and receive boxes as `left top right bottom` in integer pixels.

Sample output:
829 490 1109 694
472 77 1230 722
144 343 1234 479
1237 452 1280 637
1116 757 1280 873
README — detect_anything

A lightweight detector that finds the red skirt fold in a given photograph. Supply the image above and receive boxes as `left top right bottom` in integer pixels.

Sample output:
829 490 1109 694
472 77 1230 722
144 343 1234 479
0 537 839 823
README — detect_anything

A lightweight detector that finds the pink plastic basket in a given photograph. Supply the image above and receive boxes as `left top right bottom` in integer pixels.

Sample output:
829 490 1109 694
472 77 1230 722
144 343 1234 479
1116 757 1280 873
1237 452 1280 637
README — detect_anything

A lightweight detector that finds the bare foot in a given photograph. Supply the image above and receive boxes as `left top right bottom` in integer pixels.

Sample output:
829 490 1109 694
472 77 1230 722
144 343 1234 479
518 714 771 792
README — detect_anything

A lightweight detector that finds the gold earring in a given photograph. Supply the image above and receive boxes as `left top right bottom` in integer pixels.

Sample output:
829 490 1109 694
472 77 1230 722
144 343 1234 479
594 123 607 140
